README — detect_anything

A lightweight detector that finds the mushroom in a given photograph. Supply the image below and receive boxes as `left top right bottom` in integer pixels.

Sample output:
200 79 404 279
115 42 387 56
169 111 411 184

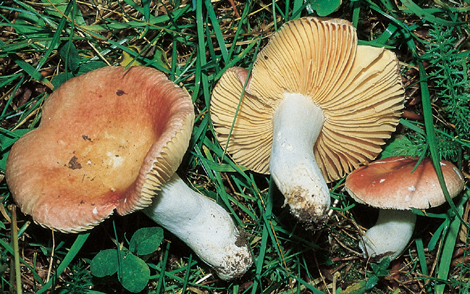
344 156 465 261
210 17 405 225
6 66 253 280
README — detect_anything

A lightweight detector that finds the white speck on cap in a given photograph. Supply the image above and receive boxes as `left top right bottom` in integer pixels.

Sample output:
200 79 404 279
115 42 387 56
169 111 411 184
454 167 463 180
408 186 416 191
380 179 385 183
93 207 98 214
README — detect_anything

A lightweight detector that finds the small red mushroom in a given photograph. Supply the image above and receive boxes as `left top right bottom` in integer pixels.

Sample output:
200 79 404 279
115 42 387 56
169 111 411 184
345 156 464 261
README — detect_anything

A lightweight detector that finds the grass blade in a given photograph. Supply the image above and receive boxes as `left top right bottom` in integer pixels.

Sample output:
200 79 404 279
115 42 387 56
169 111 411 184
35 233 90 294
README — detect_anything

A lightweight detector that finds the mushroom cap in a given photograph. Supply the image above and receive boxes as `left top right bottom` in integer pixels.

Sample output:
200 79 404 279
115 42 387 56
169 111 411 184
6 66 195 233
344 156 465 210
211 17 404 182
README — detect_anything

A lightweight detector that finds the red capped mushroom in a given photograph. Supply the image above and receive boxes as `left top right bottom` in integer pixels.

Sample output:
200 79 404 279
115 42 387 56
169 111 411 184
6 66 252 280
345 156 464 261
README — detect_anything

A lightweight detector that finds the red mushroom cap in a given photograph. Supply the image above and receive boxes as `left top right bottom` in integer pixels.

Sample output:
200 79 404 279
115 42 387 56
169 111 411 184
6 66 194 232
344 156 464 209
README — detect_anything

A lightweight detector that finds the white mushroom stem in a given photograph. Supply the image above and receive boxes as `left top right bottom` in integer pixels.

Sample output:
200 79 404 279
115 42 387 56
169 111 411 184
360 209 416 261
143 173 253 280
270 93 330 224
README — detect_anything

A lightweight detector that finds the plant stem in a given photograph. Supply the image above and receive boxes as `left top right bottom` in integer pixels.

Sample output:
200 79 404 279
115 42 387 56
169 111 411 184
11 205 22 294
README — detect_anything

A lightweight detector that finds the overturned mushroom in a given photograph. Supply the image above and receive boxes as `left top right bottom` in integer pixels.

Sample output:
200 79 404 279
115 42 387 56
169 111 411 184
211 17 405 225
6 66 252 280
345 156 464 261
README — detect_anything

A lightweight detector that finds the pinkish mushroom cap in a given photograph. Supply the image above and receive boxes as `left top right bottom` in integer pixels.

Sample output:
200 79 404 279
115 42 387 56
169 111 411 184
6 66 194 232
345 156 465 210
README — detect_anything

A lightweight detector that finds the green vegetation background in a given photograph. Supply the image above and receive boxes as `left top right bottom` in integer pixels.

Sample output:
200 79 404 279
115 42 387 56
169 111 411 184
0 0 469 293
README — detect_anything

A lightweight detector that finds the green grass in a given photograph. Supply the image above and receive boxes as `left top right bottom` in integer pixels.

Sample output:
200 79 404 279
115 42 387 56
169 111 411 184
1 0 470 293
